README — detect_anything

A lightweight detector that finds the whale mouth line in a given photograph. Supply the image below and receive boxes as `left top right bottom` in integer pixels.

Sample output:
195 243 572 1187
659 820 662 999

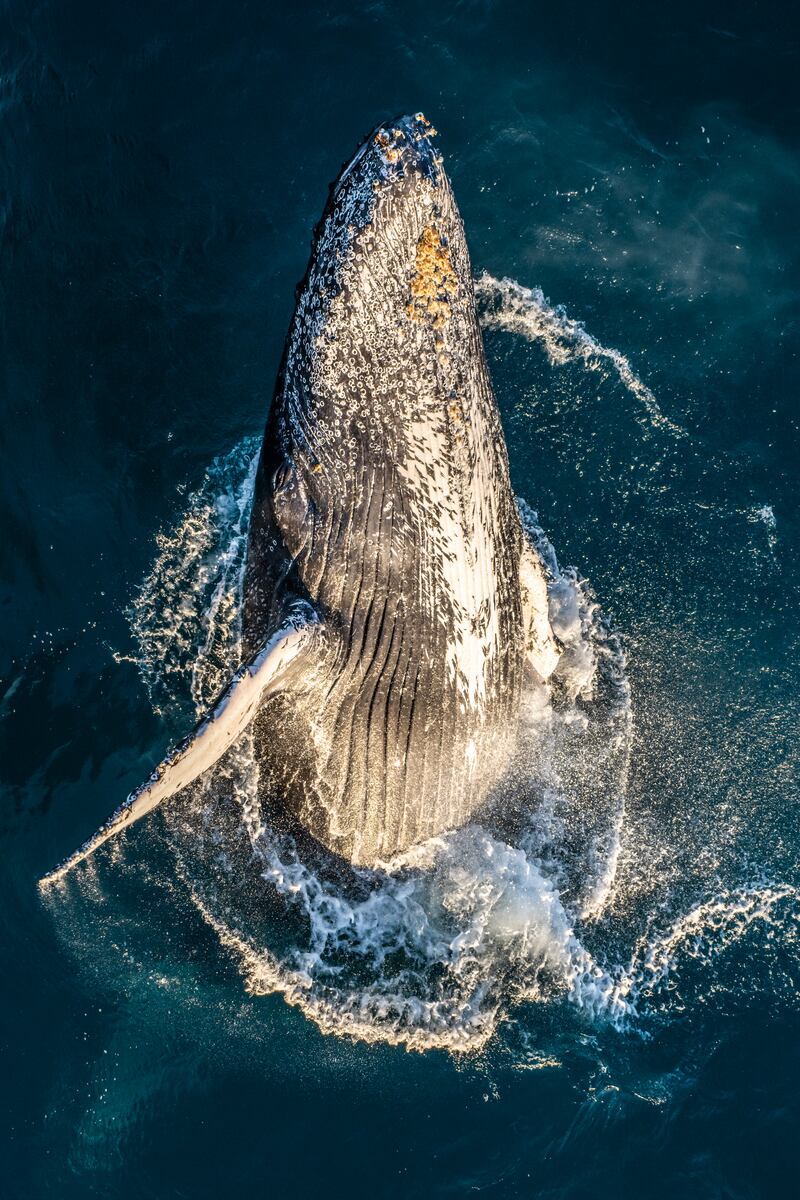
335 130 371 191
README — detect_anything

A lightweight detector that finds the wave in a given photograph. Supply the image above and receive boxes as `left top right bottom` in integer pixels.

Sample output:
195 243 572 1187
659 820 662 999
475 272 685 439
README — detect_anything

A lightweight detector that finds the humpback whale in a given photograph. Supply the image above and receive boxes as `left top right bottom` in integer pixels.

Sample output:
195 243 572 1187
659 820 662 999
41 113 560 886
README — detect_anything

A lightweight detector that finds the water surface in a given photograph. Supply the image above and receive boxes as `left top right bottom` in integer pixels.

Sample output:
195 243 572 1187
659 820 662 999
2 2 799 1196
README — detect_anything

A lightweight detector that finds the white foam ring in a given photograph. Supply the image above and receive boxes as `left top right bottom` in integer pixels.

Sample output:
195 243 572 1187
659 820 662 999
122 437 636 1051
622 883 798 1006
119 287 794 1053
474 273 686 439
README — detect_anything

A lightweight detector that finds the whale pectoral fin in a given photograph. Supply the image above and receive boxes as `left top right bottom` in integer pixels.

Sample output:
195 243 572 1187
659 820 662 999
39 604 324 888
520 539 562 682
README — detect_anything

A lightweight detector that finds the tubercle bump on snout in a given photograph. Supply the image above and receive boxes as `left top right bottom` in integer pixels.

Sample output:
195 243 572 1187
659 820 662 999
369 113 442 186
294 114 444 319
332 112 443 207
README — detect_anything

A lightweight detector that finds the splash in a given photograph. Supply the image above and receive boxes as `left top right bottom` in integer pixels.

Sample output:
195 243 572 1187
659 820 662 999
474 273 685 438
108 436 635 1051
72 301 793 1054
104 436 798 1054
618 882 800 1014
184 836 618 1053
179 815 632 1054
515 498 631 927
747 503 778 556
124 438 260 712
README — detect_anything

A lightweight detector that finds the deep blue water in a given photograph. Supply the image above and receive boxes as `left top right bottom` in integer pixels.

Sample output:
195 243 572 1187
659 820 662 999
3 2 800 1196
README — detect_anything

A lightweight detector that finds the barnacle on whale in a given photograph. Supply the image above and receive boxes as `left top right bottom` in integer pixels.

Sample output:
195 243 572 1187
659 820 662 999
406 224 458 328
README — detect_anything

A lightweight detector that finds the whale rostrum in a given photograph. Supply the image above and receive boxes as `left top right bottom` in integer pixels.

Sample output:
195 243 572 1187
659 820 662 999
40 113 560 887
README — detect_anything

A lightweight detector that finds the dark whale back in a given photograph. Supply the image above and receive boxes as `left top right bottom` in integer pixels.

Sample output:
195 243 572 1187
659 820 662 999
243 115 527 865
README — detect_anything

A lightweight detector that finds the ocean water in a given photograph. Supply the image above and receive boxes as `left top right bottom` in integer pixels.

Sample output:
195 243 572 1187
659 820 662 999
2 2 799 1196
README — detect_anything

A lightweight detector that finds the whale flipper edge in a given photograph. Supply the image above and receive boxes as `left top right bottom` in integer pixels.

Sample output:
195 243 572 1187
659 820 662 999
39 603 325 888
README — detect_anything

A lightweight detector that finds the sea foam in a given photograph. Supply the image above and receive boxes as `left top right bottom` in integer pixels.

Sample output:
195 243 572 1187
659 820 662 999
81 276 796 1054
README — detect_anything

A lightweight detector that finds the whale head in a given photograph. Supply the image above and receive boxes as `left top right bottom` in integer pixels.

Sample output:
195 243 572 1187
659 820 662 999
264 114 476 503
